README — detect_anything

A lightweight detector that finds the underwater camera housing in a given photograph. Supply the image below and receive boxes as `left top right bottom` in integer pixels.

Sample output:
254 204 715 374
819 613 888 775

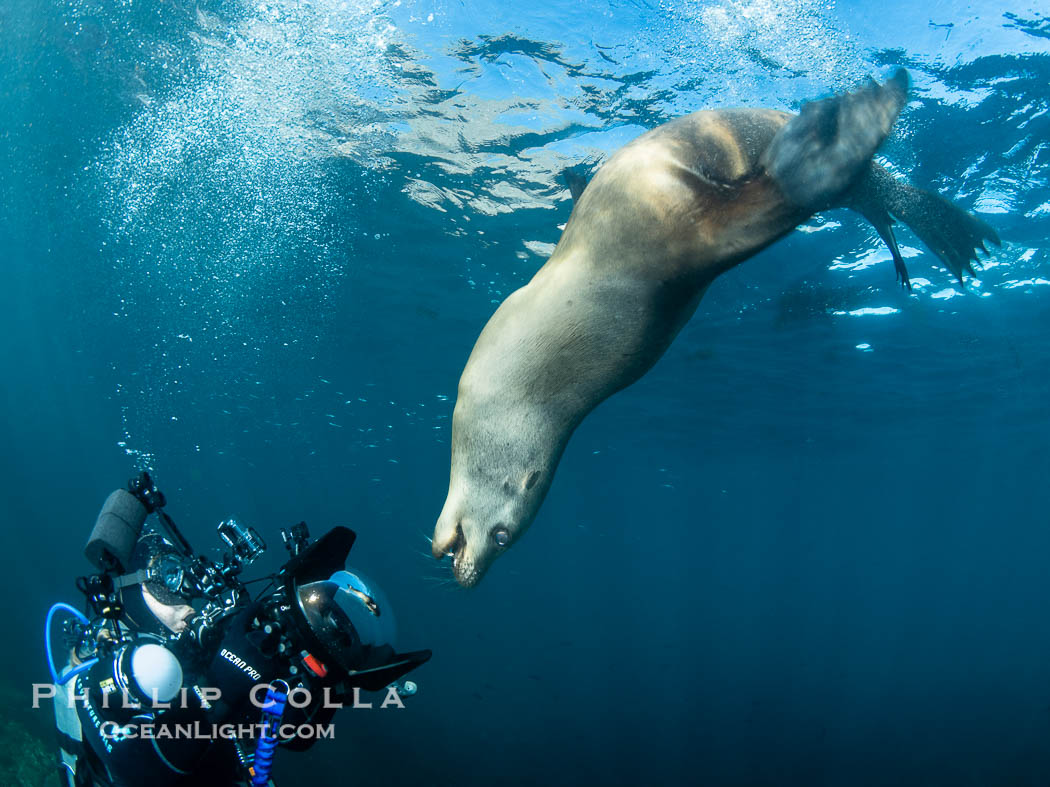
69 474 430 703
218 525 431 694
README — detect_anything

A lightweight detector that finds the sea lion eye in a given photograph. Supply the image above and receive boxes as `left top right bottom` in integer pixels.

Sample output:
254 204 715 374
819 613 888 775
491 526 510 549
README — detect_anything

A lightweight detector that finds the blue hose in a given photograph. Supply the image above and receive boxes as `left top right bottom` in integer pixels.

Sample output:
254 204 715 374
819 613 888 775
46 603 98 685
252 681 288 786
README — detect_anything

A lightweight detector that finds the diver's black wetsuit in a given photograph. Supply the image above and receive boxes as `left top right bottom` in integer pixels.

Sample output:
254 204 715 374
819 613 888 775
64 606 303 787
69 636 245 787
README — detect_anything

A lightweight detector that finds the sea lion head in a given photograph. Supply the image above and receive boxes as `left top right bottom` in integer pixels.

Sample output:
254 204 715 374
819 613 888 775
431 394 560 587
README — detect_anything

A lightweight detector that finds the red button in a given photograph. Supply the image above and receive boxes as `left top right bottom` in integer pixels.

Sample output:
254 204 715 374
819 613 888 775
303 653 327 677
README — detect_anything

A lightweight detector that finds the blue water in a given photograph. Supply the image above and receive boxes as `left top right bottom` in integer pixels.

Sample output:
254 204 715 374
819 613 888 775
3 0 1049 784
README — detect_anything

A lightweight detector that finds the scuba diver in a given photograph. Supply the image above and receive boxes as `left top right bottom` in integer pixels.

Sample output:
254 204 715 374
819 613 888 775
47 473 430 787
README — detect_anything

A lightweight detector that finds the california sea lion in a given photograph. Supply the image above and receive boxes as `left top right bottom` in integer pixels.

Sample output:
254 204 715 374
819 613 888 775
431 70 999 587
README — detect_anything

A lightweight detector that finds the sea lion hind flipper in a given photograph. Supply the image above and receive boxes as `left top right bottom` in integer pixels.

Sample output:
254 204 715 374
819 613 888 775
760 69 910 210
856 201 912 289
848 163 999 285
875 175 1001 284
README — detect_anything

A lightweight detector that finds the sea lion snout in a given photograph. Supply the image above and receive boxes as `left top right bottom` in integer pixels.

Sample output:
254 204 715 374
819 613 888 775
432 498 487 586
433 488 524 586
431 513 464 559
432 513 487 587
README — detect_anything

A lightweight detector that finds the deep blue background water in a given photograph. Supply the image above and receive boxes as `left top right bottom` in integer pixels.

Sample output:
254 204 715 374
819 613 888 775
3 0 1049 784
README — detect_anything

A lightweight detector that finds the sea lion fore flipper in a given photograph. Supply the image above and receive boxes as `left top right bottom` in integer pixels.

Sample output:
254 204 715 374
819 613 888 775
760 68 909 210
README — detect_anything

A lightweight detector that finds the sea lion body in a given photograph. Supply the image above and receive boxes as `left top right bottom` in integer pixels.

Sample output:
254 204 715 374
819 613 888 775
432 72 998 587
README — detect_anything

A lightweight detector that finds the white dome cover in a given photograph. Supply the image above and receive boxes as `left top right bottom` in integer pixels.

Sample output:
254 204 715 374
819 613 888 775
130 643 183 703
